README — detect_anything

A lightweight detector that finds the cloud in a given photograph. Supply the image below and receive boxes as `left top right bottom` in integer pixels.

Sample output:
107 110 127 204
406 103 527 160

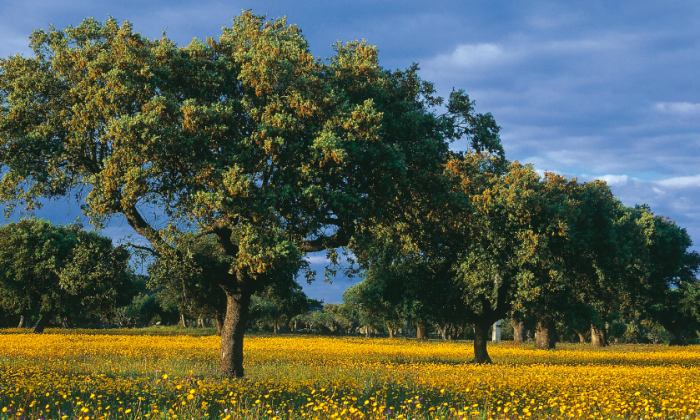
305 255 328 265
597 174 629 186
655 102 700 115
655 174 700 188
422 33 632 81
431 43 506 69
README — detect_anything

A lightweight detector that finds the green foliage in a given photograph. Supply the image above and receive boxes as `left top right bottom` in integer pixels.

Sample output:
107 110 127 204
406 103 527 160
0 218 136 325
147 233 230 319
248 281 316 332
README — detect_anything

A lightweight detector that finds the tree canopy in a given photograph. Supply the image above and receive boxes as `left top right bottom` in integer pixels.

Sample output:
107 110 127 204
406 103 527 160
0 218 136 332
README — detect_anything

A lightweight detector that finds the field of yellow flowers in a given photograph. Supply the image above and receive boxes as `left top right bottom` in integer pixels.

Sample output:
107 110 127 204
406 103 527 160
1 329 699 420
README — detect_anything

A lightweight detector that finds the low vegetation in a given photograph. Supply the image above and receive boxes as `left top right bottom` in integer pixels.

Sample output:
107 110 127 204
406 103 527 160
1 329 699 419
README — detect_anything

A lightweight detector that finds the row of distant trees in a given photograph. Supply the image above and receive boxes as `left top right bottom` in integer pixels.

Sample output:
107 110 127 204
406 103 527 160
1 216 697 353
345 154 700 363
0 218 322 332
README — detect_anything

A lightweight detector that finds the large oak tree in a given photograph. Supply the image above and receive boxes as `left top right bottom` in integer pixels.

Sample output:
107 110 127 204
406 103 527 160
0 13 486 375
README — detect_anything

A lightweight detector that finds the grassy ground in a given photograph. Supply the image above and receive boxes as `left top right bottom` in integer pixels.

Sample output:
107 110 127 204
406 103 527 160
1 328 699 419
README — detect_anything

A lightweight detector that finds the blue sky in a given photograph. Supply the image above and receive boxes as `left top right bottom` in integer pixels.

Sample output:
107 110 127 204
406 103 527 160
2 1 699 303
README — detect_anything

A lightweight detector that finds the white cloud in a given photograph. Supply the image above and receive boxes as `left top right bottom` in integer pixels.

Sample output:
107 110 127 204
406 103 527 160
654 102 700 115
448 43 505 68
655 174 700 188
597 174 629 186
423 33 630 77
425 43 507 71
305 255 328 265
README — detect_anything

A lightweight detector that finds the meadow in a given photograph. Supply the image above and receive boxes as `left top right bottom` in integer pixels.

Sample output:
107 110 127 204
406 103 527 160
0 329 699 419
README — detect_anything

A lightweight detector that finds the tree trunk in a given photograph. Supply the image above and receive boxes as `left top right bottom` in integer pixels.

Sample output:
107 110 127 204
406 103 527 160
472 321 492 364
220 289 252 377
387 323 394 338
416 323 428 340
33 313 53 334
215 310 224 336
575 330 586 343
61 315 70 329
535 318 556 349
511 314 525 343
440 324 448 341
591 324 607 347
18 315 27 328
179 313 188 328
273 321 279 334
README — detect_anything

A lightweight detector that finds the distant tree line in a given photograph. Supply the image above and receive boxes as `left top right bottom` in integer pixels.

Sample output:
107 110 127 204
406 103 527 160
0 205 698 361
0 219 322 333
347 154 700 362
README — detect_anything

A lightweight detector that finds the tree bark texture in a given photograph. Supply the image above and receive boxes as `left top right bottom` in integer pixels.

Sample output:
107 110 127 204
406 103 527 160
534 318 556 349
472 322 492 364
576 331 586 343
590 324 607 347
33 313 53 334
220 289 252 377
18 315 27 328
179 313 188 328
511 315 524 343
416 323 428 340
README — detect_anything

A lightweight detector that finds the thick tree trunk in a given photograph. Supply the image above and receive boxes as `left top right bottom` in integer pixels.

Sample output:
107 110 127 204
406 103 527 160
535 318 556 349
416 323 428 340
18 315 27 328
60 315 70 329
472 322 492 364
387 323 395 338
33 313 53 334
511 314 525 343
575 330 586 343
220 289 252 377
591 324 607 347
215 310 224 336
179 313 188 328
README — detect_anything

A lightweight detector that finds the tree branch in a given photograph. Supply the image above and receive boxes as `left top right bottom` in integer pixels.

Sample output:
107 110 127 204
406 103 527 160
121 203 170 252
124 242 159 257
300 225 354 253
